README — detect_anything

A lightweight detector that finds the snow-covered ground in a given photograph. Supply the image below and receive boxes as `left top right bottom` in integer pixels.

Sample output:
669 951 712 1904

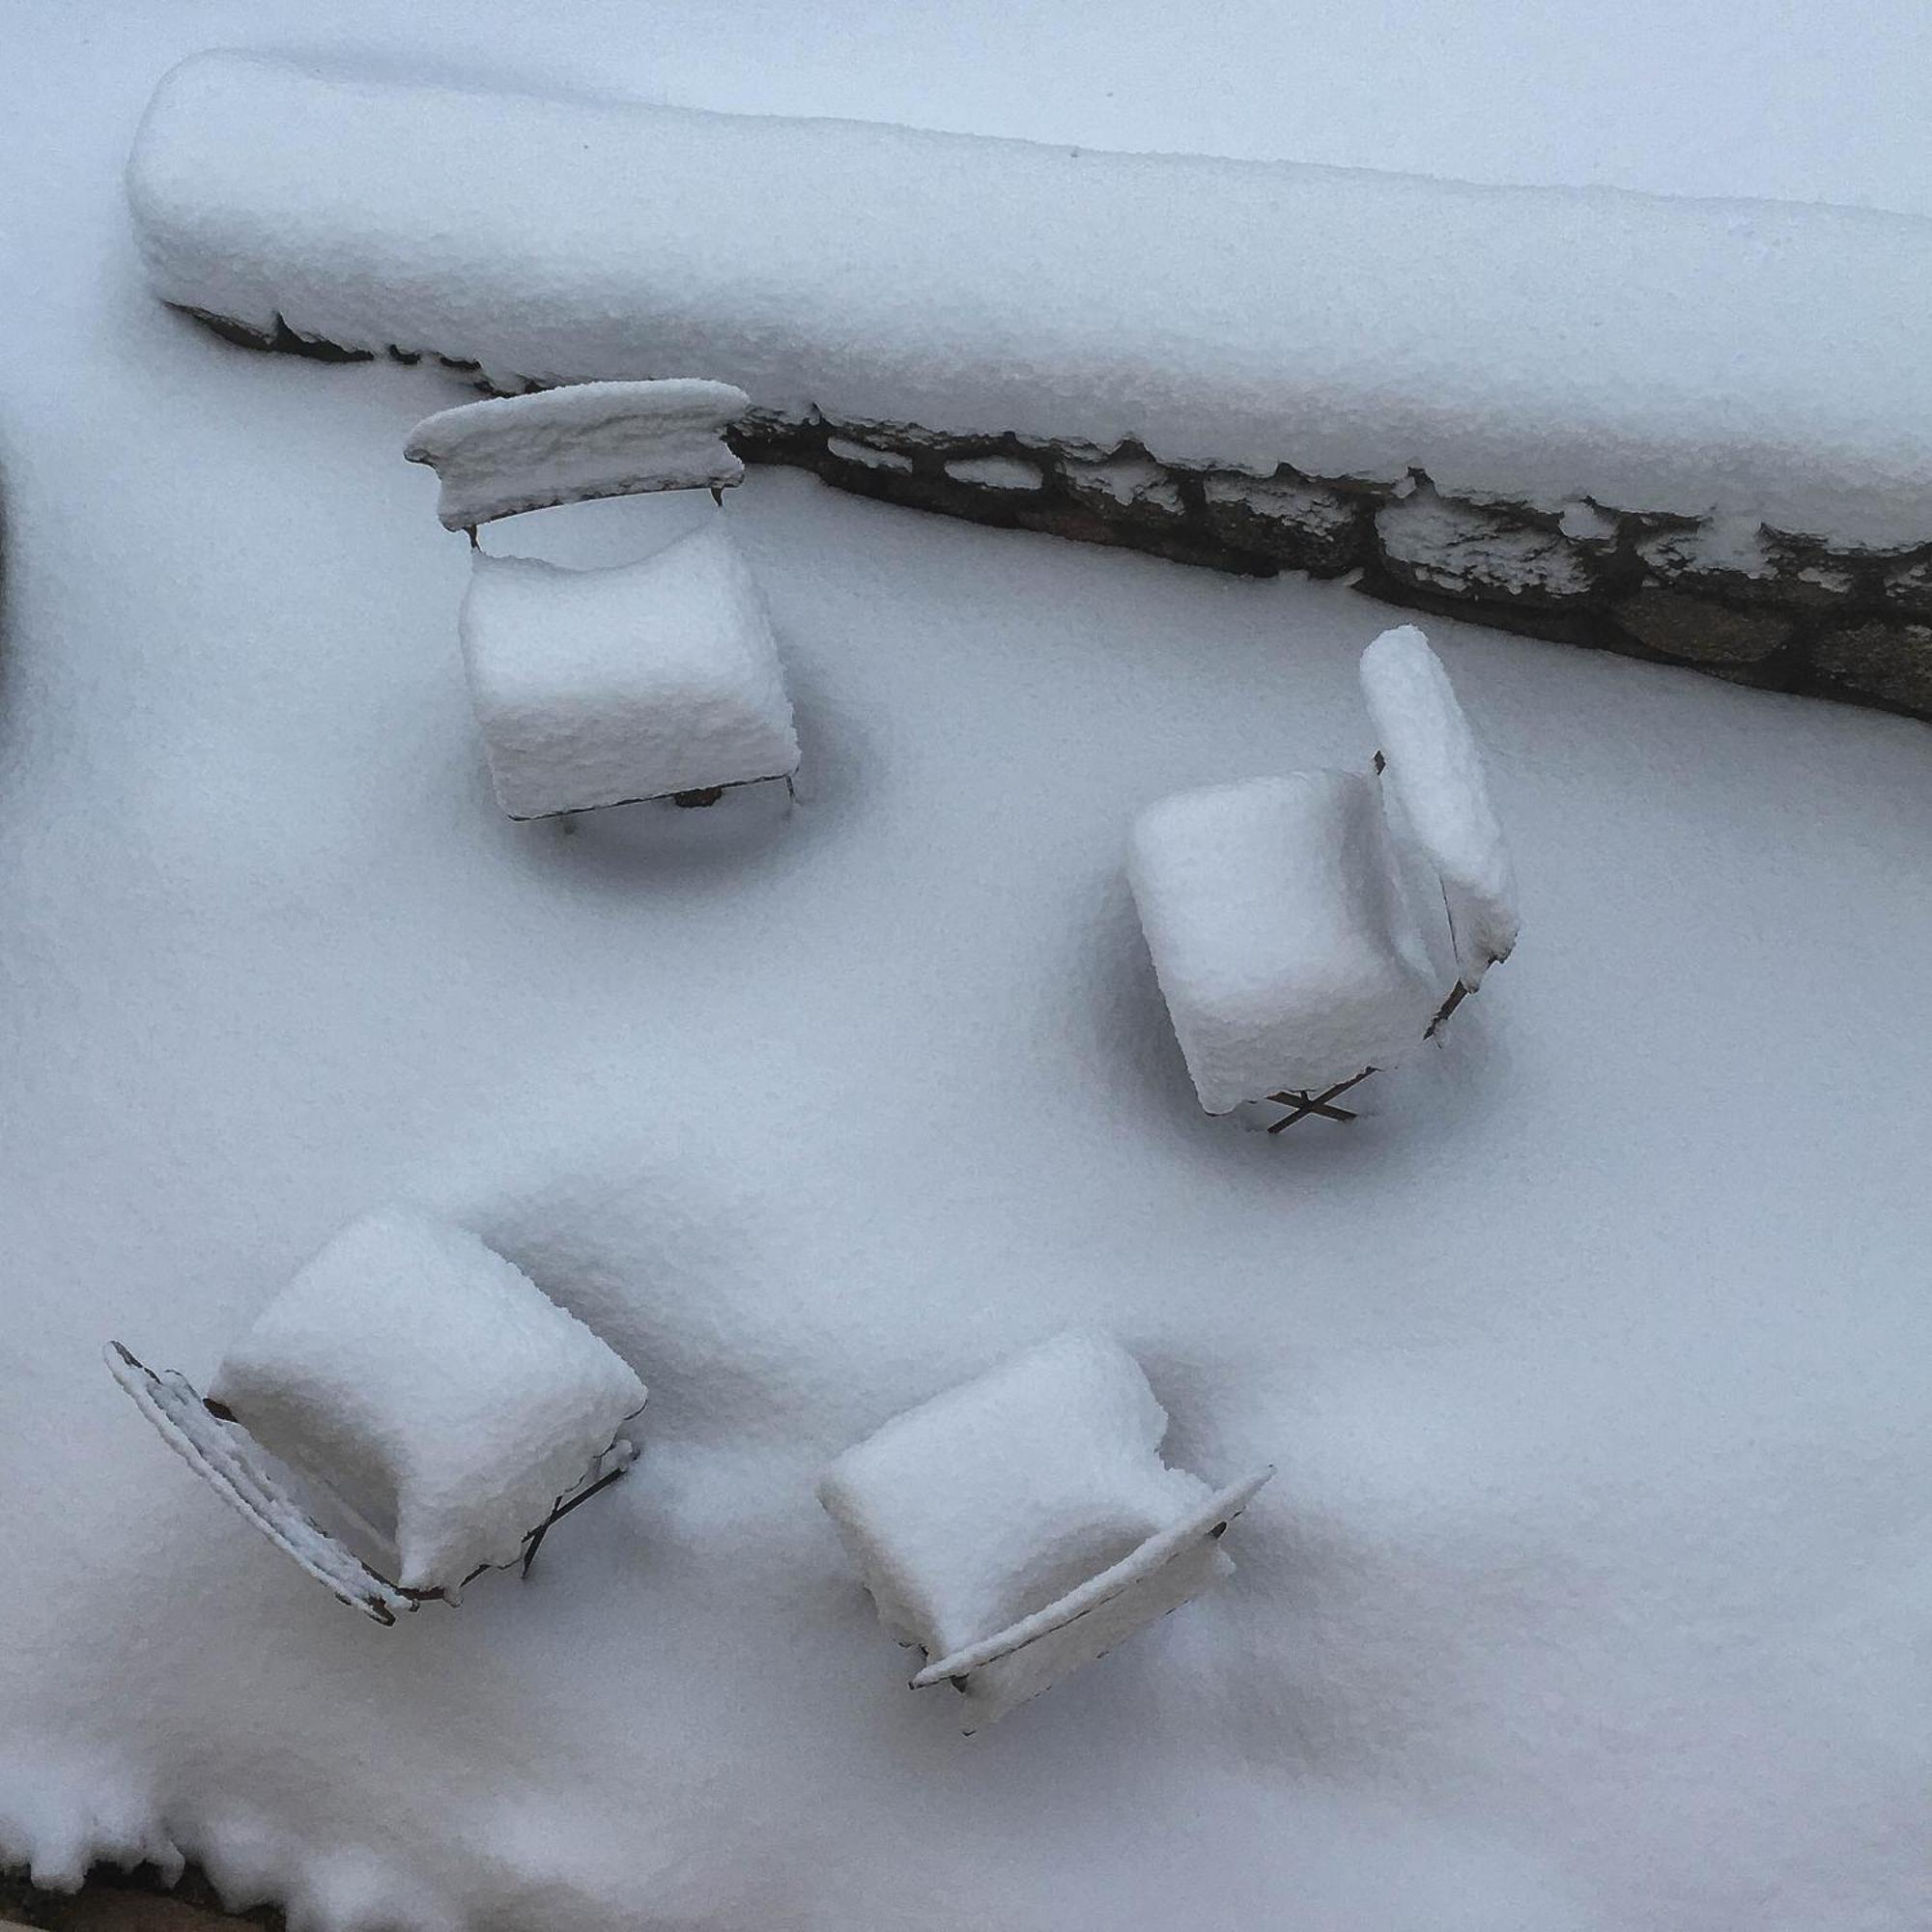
3 8 1930 1932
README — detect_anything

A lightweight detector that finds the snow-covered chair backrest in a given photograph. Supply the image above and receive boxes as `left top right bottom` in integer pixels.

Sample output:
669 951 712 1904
404 378 751 531
1358 626 1520 990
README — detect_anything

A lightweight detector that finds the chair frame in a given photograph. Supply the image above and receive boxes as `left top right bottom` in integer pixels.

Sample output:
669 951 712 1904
1263 752 1497 1132
107 1340 642 1624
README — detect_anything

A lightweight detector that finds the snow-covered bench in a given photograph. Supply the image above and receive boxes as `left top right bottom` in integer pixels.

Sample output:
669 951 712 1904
819 1331 1270 1730
404 380 800 819
1128 625 1518 1130
107 1208 647 1623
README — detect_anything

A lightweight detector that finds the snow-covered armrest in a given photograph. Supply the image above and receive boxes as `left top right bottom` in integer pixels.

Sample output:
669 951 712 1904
458 523 800 817
819 1331 1269 1730
404 379 750 531
1128 769 1439 1113
1359 625 1520 989
111 1208 646 1611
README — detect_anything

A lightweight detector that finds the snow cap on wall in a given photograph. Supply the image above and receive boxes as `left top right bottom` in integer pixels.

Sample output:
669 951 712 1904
128 50 1932 549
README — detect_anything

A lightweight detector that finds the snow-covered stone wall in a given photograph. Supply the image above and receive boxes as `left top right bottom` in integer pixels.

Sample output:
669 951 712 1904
732 413 1932 718
132 53 1932 720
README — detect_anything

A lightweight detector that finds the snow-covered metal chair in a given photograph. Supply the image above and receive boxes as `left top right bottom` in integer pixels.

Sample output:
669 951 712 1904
819 1331 1270 1731
107 1208 647 1623
404 379 800 819
1128 624 1519 1131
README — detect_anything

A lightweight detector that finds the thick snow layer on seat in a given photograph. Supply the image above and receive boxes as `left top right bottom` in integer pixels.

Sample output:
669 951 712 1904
1128 770 1439 1110
403 380 749 531
1359 626 1520 988
129 51 1932 545
458 521 799 818
819 1332 1246 1724
206 1208 646 1593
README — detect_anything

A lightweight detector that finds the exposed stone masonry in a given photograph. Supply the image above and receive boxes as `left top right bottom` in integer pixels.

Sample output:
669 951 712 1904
745 409 1932 720
187 306 1932 722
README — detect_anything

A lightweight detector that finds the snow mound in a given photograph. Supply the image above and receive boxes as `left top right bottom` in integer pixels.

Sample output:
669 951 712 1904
1360 625 1520 987
404 380 750 531
129 50 1932 545
457 522 799 818
1128 769 1439 1110
819 1331 1269 1728
204 1208 647 1594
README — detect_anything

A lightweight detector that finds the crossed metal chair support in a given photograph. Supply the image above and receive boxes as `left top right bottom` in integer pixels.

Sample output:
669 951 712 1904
1265 967 1474 1133
106 1340 640 1623
1263 740 1486 1135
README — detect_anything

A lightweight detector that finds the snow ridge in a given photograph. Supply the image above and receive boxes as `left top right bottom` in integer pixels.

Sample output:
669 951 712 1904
129 50 1932 549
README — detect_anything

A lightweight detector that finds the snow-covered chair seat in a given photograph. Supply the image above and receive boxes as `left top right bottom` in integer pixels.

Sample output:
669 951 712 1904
819 1331 1271 1730
404 379 800 818
459 527 799 819
107 1208 647 1623
1128 624 1518 1129
1130 768 1440 1116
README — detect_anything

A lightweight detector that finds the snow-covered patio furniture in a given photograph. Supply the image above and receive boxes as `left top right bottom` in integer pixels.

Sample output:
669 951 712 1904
404 379 800 819
819 1331 1271 1730
107 1208 647 1623
1128 624 1519 1130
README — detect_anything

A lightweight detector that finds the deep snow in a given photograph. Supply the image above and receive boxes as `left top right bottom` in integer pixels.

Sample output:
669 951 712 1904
128 50 1932 544
3 8 1932 1932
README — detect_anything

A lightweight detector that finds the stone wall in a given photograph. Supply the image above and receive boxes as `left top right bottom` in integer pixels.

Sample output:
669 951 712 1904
190 307 1932 722
742 408 1932 720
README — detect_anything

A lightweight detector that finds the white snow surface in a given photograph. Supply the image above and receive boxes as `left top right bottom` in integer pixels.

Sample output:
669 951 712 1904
1360 625 1520 988
1129 771 1440 1108
127 50 1932 546
819 1331 1240 1723
457 522 799 817
205 1208 647 1593
6 9 1932 1932
403 380 749 531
